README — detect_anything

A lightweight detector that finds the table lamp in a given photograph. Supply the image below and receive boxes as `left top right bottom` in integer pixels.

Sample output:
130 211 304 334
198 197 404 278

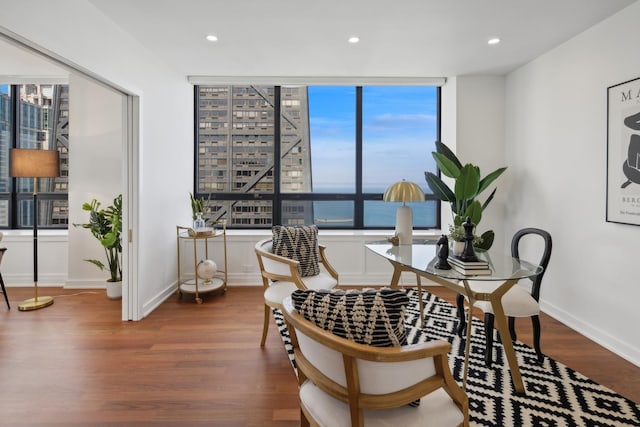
10 148 60 311
383 179 425 245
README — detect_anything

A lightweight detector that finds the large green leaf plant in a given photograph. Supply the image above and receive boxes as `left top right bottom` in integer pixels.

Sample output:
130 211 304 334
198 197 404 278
425 141 506 250
74 194 122 282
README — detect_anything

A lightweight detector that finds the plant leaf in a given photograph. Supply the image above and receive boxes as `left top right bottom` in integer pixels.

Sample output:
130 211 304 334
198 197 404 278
454 164 480 201
84 259 106 271
481 188 497 211
478 167 507 194
475 230 495 251
425 172 455 202
435 141 463 169
462 200 482 225
432 152 461 179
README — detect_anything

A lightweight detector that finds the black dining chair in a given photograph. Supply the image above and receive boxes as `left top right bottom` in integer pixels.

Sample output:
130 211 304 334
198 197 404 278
456 228 552 367
0 247 10 309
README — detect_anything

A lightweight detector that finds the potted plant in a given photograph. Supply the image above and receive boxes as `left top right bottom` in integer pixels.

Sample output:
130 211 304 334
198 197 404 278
425 141 506 250
75 194 123 299
189 192 209 232
189 192 205 221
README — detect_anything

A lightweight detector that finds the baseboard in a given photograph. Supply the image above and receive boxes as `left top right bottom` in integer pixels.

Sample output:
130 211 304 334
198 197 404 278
141 280 178 319
542 300 640 368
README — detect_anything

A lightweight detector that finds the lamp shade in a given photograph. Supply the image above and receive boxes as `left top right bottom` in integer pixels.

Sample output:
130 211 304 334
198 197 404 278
383 179 425 203
10 148 60 178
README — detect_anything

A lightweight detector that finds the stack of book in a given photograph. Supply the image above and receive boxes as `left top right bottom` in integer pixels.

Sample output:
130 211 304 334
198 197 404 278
447 256 492 275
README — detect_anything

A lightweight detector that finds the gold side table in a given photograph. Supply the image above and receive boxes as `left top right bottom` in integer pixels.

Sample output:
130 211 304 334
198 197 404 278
176 222 228 304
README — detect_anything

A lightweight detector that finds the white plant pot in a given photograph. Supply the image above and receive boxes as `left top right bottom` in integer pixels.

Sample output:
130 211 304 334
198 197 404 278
451 241 465 257
106 280 122 300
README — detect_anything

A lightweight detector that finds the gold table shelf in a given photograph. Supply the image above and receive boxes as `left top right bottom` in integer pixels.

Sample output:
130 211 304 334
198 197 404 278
176 222 228 304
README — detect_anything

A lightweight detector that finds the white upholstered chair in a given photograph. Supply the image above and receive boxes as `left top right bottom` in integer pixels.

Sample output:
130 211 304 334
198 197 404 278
282 297 469 427
255 238 338 347
456 227 552 367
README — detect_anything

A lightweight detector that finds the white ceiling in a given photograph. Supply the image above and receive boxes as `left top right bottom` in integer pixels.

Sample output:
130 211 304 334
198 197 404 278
1 0 636 80
86 0 636 78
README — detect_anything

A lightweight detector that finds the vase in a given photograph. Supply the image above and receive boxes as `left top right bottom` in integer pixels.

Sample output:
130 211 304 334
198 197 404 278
451 241 464 257
106 280 122 300
193 212 205 230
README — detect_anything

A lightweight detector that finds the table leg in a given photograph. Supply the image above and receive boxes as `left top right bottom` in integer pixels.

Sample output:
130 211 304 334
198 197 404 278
460 280 475 392
416 274 424 329
490 290 525 394
388 261 403 289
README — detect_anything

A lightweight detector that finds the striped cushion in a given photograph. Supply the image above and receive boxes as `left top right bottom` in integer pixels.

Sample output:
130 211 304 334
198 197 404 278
272 225 320 277
291 288 409 347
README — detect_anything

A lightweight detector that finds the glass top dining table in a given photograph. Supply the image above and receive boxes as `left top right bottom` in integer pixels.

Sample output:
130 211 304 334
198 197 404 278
365 238 543 395
366 239 543 281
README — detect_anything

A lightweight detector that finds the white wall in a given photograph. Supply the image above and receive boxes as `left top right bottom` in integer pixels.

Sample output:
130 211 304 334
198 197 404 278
1 1 194 319
441 76 507 250
66 72 124 287
504 2 640 365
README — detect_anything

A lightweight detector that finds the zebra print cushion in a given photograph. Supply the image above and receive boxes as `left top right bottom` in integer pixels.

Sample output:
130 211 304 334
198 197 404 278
272 225 320 277
290 288 409 347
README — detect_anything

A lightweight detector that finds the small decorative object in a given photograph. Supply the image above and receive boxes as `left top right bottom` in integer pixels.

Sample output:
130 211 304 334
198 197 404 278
447 224 465 256
196 259 217 285
434 235 451 270
190 192 205 219
193 212 206 230
387 233 400 246
460 217 479 262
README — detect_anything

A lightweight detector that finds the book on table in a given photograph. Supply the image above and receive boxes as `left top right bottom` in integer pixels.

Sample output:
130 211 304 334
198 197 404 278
449 262 492 276
447 255 489 268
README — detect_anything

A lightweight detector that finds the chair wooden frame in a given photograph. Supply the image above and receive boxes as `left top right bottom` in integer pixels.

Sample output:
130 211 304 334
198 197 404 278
283 298 469 427
255 238 339 347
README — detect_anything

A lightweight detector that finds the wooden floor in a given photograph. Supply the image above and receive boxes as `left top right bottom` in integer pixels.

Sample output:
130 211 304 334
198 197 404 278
0 285 638 426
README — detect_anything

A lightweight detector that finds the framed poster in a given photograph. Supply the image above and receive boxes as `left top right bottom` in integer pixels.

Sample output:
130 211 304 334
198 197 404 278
607 77 640 225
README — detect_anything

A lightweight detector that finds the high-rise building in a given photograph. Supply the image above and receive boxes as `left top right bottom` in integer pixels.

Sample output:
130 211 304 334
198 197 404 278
0 84 68 227
196 85 312 227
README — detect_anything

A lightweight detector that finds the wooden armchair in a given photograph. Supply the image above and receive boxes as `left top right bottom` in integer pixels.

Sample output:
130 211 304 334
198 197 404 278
282 297 469 427
255 238 338 347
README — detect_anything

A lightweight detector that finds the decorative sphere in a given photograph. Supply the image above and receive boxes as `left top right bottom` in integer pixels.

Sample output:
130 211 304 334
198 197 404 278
196 259 217 280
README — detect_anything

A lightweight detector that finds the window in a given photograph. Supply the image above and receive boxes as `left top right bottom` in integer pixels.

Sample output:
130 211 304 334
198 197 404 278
0 84 69 229
194 85 440 229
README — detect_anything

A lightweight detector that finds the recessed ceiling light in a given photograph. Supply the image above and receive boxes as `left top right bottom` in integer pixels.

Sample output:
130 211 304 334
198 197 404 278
488 37 501 45
348 36 360 44
206 34 218 42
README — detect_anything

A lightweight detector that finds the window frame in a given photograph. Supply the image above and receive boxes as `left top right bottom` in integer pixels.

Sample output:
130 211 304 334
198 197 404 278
0 84 68 230
194 84 441 230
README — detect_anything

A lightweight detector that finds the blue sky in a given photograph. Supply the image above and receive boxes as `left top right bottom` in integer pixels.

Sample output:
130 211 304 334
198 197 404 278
308 86 438 192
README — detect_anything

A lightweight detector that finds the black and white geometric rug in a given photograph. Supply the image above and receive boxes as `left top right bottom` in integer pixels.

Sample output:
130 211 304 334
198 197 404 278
274 289 640 427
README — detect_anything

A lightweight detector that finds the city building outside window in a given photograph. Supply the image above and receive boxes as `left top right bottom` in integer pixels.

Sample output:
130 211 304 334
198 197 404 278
0 84 69 229
194 85 440 229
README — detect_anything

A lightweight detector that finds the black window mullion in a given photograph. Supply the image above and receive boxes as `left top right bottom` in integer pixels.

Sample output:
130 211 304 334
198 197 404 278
10 85 19 228
193 85 200 195
272 86 282 224
354 86 364 228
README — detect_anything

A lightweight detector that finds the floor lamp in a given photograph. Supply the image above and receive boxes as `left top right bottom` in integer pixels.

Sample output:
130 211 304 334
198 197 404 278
10 148 60 311
383 179 425 245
